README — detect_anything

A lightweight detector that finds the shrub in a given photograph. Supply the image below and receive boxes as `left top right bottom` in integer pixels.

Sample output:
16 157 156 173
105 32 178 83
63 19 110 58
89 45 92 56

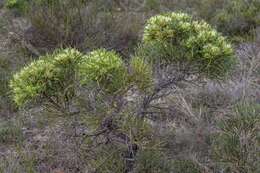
10 48 82 109
212 103 260 173
8 11 238 173
140 12 236 79
79 49 128 94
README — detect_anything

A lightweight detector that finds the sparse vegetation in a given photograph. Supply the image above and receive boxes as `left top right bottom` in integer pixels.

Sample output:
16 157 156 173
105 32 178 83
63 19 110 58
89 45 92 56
213 103 260 173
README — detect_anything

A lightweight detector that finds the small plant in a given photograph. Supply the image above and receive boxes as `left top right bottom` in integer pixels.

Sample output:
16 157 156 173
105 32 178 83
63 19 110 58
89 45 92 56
212 103 260 173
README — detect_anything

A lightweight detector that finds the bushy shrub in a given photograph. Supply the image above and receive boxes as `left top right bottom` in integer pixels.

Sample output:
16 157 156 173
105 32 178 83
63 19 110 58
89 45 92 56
79 49 128 94
8 10 238 172
212 103 260 173
10 48 82 108
140 12 235 79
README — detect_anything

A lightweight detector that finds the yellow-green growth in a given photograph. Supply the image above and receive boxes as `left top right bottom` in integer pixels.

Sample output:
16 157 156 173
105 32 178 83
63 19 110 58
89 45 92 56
79 49 128 94
10 48 82 106
141 12 236 79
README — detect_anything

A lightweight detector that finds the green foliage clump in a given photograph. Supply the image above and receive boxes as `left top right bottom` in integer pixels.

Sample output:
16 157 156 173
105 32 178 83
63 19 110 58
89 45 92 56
79 49 128 94
212 103 260 173
10 48 82 107
140 12 236 79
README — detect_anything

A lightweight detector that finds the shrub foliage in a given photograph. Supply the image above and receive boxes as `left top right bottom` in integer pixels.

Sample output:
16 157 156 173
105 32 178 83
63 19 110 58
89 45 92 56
79 49 128 94
10 48 83 107
141 12 235 79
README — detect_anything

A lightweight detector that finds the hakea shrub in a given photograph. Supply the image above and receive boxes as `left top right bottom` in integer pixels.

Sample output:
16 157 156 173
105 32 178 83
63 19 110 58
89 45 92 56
9 12 238 173
140 12 236 79
10 48 83 107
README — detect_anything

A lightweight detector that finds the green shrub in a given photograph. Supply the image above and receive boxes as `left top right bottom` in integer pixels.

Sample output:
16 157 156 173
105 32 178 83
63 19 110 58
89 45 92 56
140 12 236 79
79 49 128 94
212 103 260 173
10 48 82 108
8 11 238 173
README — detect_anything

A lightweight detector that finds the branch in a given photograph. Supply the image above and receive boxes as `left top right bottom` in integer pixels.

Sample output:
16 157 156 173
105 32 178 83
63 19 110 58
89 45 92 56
141 75 185 115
